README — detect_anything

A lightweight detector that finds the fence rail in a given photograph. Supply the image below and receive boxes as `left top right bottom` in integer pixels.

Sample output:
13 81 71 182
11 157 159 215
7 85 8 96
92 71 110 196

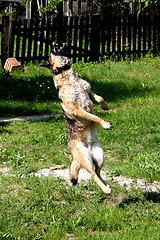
1 12 160 66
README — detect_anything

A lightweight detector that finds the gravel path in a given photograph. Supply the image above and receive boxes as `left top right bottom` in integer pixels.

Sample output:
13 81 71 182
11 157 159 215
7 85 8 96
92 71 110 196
33 167 160 192
0 164 159 193
0 114 63 122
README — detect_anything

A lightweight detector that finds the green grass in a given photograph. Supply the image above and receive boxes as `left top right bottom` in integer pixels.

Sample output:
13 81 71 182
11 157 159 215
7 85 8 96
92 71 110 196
1 174 160 240
0 63 61 117
0 57 160 239
73 57 160 109
0 117 69 174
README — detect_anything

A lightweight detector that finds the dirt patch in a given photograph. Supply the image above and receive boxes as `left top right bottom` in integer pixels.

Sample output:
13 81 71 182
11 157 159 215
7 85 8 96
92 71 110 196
0 162 12 176
32 167 160 193
0 114 55 122
1 164 159 193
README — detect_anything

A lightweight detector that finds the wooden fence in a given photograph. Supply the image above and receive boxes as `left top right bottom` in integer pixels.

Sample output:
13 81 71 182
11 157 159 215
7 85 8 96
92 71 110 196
1 12 160 66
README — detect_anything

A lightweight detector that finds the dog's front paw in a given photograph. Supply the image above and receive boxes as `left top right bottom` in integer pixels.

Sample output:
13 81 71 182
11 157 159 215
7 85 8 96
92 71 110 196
101 121 112 130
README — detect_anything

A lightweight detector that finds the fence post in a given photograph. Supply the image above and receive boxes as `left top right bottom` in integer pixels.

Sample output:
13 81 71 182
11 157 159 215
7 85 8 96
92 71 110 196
1 16 11 67
90 15 100 62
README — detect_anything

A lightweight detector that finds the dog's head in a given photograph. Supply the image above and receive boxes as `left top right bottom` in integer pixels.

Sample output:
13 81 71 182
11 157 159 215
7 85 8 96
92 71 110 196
39 42 72 74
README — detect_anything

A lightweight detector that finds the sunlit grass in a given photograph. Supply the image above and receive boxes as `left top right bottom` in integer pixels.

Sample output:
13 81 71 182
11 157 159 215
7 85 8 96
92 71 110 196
0 57 160 239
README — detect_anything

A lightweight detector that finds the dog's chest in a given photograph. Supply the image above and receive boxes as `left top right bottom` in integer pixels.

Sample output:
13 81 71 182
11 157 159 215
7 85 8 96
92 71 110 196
73 82 93 112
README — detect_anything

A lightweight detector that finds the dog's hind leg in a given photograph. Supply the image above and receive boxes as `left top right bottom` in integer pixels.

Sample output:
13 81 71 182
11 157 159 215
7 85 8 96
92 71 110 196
91 140 111 191
70 140 111 194
70 160 81 185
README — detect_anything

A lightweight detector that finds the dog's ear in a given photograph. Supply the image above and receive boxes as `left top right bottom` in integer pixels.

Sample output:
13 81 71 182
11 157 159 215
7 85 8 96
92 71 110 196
57 43 68 56
50 42 59 55
50 42 68 56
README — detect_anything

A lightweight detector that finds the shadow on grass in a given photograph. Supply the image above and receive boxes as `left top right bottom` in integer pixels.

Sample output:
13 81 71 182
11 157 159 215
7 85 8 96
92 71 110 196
144 191 160 203
0 69 58 101
106 191 160 208
0 69 61 117
0 100 59 117
90 79 156 104
0 122 11 133
0 67 157 103
118 193 160 207
0 64 158 118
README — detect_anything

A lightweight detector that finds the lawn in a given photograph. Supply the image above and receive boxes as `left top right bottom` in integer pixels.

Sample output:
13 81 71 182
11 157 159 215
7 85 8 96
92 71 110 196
0 57 160 239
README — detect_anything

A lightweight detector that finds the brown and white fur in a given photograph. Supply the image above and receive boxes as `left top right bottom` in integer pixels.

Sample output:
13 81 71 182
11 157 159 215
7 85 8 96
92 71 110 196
40 52 112 194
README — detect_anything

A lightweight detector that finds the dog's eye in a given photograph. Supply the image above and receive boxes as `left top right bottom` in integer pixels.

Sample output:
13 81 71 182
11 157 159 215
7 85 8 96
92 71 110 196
48 59 52 64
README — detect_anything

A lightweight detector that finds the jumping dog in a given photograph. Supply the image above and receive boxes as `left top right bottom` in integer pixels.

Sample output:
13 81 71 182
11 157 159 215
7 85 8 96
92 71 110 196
39 42 112 194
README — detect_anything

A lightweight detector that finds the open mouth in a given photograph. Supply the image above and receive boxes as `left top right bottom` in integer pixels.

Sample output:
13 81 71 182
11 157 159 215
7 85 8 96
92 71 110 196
39 61 52 68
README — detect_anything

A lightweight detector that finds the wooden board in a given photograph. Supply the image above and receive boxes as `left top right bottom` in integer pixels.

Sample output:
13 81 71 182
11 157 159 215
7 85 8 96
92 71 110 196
4 58 21 72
